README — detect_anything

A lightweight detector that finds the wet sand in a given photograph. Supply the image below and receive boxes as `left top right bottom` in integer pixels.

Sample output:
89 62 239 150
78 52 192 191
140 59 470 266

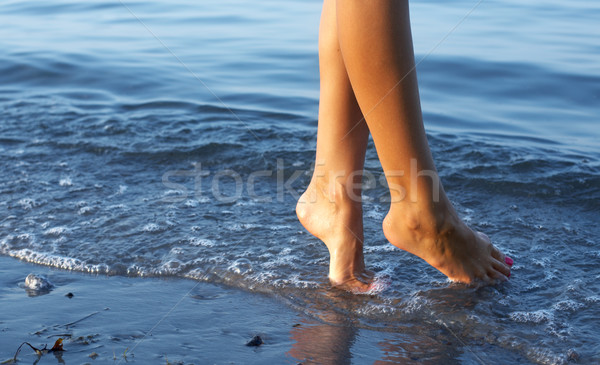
0 256 532 364
1 256 307 364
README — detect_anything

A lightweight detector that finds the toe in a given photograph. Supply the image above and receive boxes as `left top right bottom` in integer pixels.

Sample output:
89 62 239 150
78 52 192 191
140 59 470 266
479 234 513 268
475 231 502 258
488 272 508 284
487 241 505 263
491 246 504 262
492 257 511 278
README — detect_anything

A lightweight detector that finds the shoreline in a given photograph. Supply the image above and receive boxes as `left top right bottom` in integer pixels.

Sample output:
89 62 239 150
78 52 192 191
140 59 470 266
1 255 533 364
1 255 306 364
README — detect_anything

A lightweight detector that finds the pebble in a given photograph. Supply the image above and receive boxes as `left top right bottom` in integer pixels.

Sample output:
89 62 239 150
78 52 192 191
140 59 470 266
246 335 263 347
24 273 53 291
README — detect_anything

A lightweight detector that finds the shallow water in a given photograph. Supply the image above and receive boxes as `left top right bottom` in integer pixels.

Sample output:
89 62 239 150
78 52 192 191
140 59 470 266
1 0 599 363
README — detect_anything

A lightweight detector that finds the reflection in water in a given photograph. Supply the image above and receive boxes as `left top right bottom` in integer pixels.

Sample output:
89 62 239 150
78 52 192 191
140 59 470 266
53 351 65 365
286 311 467 364
285 286 501 364
287 310 356 364
374 332 461 365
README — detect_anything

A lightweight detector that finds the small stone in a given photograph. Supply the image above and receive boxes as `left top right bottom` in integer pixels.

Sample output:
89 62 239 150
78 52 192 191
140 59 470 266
246 335 263 347
292 323 301 327
89 352 99 359
65 292 74 298
25 274 53 291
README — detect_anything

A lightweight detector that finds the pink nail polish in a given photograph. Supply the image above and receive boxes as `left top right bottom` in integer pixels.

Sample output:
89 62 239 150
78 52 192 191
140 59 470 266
505 256 514 266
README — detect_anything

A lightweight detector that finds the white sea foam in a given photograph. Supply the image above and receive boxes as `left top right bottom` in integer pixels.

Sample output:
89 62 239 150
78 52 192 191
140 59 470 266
228 258 253 275
78 206 94 215
17 198 37 210
251 270 277 284
196 196 210 203
44 226 70 236
163 189 183 197
11 233 33 242
553 300 584 312
272 273 318 289
107 204 126 210
532 257 551 268
364 244 396 253
357 303 397 316
402 294 431 315
461 207 474 223
168 247 185 256
509 310 553 324
268 224 291 231
189 238 215 247
157 260 184 275
59 177 73 186
364 210 384 219
142 223 162 233
226 223 260 231
184 199 199 207
362 276 392 295
523 347 566 365
1 248 86 272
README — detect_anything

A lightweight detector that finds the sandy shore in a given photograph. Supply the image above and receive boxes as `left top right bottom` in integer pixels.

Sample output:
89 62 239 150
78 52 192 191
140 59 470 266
1 255 318 364
1 256 531 364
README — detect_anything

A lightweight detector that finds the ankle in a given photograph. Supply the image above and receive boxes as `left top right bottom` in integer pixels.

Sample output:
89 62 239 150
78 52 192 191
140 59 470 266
309 175 362 210
383 199 459 241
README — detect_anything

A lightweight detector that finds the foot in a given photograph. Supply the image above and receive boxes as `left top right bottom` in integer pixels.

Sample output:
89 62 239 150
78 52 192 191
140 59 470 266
296 179 373 292
382 202 513 284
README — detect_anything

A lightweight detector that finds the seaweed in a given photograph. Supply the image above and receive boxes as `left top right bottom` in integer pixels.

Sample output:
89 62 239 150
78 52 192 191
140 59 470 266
9 338 64 363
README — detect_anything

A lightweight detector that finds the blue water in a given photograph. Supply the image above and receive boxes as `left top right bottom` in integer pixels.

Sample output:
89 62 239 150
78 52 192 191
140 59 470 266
1 0 599 363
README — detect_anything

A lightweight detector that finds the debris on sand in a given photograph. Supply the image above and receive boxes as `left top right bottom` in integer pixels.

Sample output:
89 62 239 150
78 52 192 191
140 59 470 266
24 273 54 295
245 335 263 347
11 338 65 362
25 273 53 290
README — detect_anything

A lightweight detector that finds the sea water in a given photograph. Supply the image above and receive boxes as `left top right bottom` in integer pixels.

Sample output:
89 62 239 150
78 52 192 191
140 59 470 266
1 0 599 363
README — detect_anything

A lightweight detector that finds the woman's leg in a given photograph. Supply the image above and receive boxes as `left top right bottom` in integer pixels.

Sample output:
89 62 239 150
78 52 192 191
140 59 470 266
296 0 372 291
336 0 512 283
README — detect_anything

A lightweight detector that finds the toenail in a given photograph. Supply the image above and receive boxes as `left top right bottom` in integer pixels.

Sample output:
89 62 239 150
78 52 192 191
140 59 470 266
505 256 514 266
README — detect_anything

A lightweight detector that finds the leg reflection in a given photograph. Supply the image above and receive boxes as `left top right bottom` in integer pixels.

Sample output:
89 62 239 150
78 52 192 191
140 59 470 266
287 311 357 365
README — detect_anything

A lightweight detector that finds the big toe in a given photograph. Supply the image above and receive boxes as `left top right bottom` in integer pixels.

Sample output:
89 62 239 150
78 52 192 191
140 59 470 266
490 244 513 267
478 232 509 263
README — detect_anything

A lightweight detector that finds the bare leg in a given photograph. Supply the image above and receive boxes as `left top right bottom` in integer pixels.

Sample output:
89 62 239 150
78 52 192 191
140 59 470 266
296 0 372 291
336 0 512 283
